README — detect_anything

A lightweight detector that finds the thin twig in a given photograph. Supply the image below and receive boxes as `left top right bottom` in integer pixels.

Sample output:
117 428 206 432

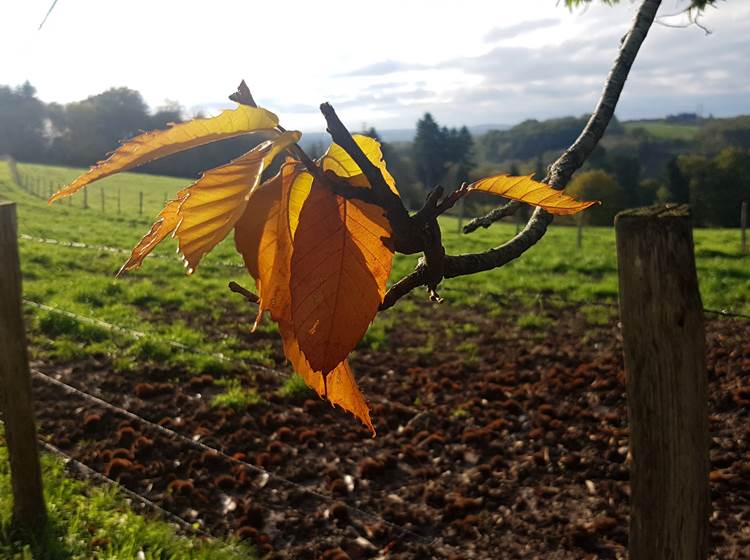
463 200 522 233
228 281 260 304
38 0 60 30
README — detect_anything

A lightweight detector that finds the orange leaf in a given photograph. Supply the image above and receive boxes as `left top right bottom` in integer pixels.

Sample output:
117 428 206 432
281 334 374 435
235 167 375 433
49 105 279 203
117 194 186 276
120 131 299 274
235 161 303 328
175 131 300 272
290 180 393 375
320 134 399 195
468 173 599 215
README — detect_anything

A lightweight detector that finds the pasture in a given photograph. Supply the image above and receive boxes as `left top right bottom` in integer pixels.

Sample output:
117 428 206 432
1 162 749 558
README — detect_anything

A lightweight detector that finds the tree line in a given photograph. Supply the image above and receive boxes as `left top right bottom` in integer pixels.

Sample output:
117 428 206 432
1 81 748 226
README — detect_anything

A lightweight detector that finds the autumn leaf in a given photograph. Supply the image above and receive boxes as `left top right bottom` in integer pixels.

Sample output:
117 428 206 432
235 165 375 433
282 335 374 435
49 104 279 203
468 173 598 215
320 135 399 195
290 179 394 375
175 131 300 272
119 131 300 274
117 194 186 276
235 161 304 327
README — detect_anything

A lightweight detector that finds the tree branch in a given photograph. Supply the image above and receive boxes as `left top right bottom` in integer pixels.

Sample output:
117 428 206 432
463 200 522 233
381 0 662 309
319 103 422 254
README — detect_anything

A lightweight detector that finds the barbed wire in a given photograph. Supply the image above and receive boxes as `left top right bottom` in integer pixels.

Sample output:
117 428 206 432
33 368 434 546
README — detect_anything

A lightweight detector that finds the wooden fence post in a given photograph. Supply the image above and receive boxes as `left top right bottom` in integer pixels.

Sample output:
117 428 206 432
615 204 709 560
576 215 583 249
100 188 105 212
7 157 20 186
0 202 47 535
457 198 465 234
741 200 747 254
83 187 88 209
139 191 143 216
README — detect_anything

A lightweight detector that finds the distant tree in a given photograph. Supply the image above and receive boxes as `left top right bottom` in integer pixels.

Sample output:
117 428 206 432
566 170 625 225
0 82 46 161
413 113 449 189
681 148 750 226
665 156 690 203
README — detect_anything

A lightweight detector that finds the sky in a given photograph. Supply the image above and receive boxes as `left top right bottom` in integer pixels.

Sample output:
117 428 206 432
1 0 748 132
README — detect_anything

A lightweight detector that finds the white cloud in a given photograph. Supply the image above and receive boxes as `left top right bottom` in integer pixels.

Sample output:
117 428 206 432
0 0 747 130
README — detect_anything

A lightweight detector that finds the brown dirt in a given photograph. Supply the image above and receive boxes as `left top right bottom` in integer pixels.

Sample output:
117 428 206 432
30 301 750 559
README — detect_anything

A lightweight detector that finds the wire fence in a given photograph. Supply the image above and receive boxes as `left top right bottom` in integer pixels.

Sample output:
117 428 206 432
14 167 172 217
32 367 434 545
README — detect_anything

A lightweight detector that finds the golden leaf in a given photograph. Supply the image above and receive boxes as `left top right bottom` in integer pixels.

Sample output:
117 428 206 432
290 180 393 375
120 131 299 274
49 105 279 203
282 335 374 435
235 166 375 433
235 161 303 328
468 173 599 215
117 194 186 276
320 135 399 195
175 131 300 272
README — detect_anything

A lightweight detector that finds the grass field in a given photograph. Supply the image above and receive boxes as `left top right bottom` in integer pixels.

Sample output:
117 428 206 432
622 120 701 140
1 161 749 556
2 160 748 376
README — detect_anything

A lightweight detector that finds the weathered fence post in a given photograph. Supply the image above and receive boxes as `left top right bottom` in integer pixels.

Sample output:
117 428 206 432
741 200 747 254
83 187 88 209
576 215 583 249
139 191 143 216
100 188 105 212
117 189 122 214
0 202 47 535
7 157 20 186
457 198 465 234
615 204 709 560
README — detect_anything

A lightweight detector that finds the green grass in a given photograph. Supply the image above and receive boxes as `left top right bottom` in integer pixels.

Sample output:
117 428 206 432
623 121 700 141
211 379 262 411
0 434 254 559
277 374 316 401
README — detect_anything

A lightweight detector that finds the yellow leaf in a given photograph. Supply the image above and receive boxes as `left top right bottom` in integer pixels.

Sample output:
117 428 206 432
290 180 394 375
320 135 399 195
175 131 300 272
120 131 299 274
49 105 279 203
468 173 599 215
116 194 186 276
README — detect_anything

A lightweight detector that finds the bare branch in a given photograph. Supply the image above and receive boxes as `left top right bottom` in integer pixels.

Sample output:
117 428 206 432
228 281 259 305
381 0 662 309
463 201 522 233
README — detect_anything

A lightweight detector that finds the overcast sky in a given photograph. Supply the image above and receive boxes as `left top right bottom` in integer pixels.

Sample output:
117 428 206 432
1 1 748 131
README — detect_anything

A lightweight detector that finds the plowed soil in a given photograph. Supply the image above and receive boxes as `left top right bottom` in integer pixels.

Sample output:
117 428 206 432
31 300 750 559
